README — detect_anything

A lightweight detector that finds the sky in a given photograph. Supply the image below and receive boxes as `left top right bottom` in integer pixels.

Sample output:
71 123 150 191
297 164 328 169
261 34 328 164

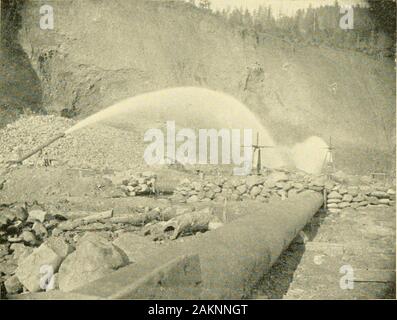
208 0 367 16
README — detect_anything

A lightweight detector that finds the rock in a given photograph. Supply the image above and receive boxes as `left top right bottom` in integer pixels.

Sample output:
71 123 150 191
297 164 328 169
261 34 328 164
311 176 326 187
0 244 9 259
16 243 65 292
324 181 335 190
370 191 389 199
267 171 288 183
236 185 247 195
192 181 203 191
28 210 50 223
208 221 224 230
6 221 23 235
277 190 287 199
275 182 286 189
13 206 29 222
10 243 33 264
288 189 298 197
32 222 48 238
347 186 359 197
113 233 157 263
332 171 348 183
186 195 199 203
338 202 351 209
51 228 62 237
246 175 265 188
282 182 293 191
0 281 5 299
45 237 74 259
327 203 339 208
341 194 353 202
367 196 379 205
327 198 341 204
352 194 366 202
58 234 128 292
357 201 368 207
21 231 37 246
328 191 342 199
360 175 372 184
4 275 23 294
250 186 261 197
0 215 10 230
293 182 304 190
359 186 372 195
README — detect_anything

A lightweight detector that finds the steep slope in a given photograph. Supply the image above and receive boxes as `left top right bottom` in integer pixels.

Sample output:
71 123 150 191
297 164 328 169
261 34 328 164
7 0 396 173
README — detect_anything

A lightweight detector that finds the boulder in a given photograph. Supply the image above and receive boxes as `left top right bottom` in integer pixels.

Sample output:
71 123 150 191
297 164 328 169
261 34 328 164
250 186 261 197
186 195 199 203
32 222 48 238
112 233 158 263
371 191 389 199
58 234 128 292
367 196 379 205
4 275 23 294
360 175 373 184
246 175 265 188
293 182 304 190
352 194 366 202
342 194 353 202
273 182 284 190
10 243 33 264
324 181 335 190
236 185 247 195
311 176 326 187
359 186 372 195
21 231 37 246
357 201 368 207
332 171 348 183
0 244 9 259
15 243 65 292
338 202 351 209
0 216 10 230
45 237 74 259
267 171 288 183
288 189 298 197
328 191 342 199
28 209 50 223
327 198 341 204
327 203 339 208
347 186 359 197
378 199 390 205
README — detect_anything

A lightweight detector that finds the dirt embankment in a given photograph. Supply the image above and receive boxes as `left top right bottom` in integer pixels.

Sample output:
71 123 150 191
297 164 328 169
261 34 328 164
1 0 395 174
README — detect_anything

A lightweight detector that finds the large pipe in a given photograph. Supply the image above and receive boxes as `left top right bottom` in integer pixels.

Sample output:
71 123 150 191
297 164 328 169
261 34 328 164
72 191 323 299
8 132 65 165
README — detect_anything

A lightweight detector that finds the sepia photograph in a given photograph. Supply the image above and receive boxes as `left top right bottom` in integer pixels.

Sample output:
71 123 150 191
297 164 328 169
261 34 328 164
0 0 395 305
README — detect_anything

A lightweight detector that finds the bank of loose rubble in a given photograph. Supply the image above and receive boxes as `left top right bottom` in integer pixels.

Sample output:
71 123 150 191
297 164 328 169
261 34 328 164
2 166 394 298
0 116 395 298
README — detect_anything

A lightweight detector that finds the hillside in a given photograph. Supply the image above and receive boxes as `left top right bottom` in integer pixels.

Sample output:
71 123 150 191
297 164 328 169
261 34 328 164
1 0 395 174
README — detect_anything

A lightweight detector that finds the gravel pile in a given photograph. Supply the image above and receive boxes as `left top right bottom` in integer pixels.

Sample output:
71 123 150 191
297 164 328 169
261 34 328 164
0 115 148 171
